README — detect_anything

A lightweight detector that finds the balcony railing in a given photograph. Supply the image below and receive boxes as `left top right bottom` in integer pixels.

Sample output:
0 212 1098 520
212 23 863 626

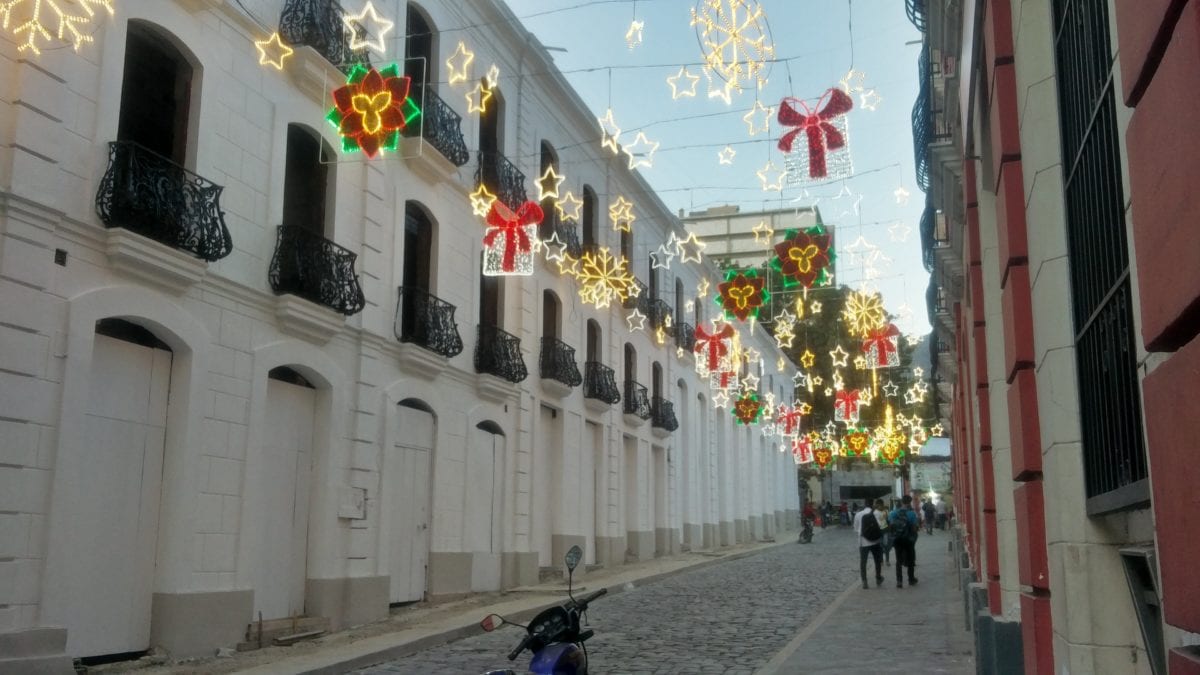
475 150 527 210
394 286 464 357
624 381 652 420
268 225 365 315
651 396 679 432
623 278 648 310
404 86 469 167
674 322 696 352
539 337 583 388
95 141 232 262
648 299 673 332
279 0 370 72
475 324 527 383
584 362 621 405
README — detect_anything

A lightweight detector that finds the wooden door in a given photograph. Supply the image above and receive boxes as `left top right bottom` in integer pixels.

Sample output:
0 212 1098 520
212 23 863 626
386 406 434 603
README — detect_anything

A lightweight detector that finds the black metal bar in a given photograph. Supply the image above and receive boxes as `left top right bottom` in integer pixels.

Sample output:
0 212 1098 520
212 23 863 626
539 337 583 387
475 150 527 210
623 380 652 419
95 141 232 262
651 396 679 432
583 361 621 405
405 85 469 167
648 299 673 333
674 322 696 353
279 0 371 72
394 286 464 357
268 225 366 315
475 324 527 383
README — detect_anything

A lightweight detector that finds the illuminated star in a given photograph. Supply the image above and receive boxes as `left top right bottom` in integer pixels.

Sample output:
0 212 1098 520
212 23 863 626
888 221 912 242
756 161 787 191
344 1 394 55
626 308 647 331
677 347 686 359
893 186 911 205
742 100 773 136
623 132 660 170
912 367 924 378
697 277 710 298
713 391 730 409
832 371 844 391
651 244 675 270
905 334 922 347
685 300 695 312
255 33 294 70
655 326 668 345
839 68 867 94
469 185 497 216
859 390 874 407
809 300 823 314
930 423 945 437
446 42 475 85
557 255 580 277
774 324 795 349
823 386 833 397
859 89 882 111
542 232 568 263
904 389 919 405
799 402 813 415
829 345 850 367
751 220 774 246
598 109 622 155
625 19 644 49
609 196 635 231
718 145 736 165
843 235 875 265
800 350 815 368
556 191 584 222
536 165 566 201
667 66 700 98
485 64 500 89
812 376 823 386
792 372 809 388
676 232 706 264
702 65 736 105
853 355 867 370
741 373 761 391
774 310 797 328
465 82 493 114
882 381 899 397
777 357 786 371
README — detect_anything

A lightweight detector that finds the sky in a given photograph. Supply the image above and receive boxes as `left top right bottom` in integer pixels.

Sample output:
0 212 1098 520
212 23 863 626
505 0 932 336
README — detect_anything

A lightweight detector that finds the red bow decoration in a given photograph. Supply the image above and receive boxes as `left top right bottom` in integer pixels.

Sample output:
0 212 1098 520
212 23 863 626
484 200 543 273
862 323 901 367
693 323 735 371
792 435 814 464
776 88 854 178
834 389 861 422
777 404 803 436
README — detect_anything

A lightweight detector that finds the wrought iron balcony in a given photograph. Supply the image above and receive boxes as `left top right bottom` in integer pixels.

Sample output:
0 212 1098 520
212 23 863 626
475 150 527 210
622 278 648 310
624 381 652 420
648 299 673 332
394 286 464 358
475 324 528 383
674 322 696 352
95 141 232 262
404 86 469 167
651 396 679 432
583 362 621 405
268 225 365 315
539 337 583 388
554 221 583 259
279 0 371 72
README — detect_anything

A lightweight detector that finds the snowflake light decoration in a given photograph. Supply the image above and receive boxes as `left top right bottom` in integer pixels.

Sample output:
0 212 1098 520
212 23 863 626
843 290 887 338
576 247 638 309
690 0 774 92
1 0 114 54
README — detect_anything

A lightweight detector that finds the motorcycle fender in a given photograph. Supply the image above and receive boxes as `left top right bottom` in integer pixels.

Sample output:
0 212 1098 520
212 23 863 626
528 642 585 674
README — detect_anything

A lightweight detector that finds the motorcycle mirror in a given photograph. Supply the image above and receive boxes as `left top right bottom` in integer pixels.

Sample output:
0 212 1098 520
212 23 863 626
564 545 583 572
480 614 505 632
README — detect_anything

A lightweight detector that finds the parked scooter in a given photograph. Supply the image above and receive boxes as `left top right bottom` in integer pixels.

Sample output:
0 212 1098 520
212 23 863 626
480 544 607 675
798 517 814 544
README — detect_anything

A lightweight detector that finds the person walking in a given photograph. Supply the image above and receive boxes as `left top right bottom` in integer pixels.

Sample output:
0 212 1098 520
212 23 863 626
923 498 936 535
838 501 849 526
889 495 920 588
854 500 884 589
936 499 947 530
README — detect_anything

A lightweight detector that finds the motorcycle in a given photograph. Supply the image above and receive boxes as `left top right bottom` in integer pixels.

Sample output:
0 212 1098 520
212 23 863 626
480 544 607 675
798 517 814 544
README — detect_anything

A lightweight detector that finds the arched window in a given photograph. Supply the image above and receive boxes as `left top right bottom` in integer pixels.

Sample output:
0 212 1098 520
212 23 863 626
624 342 637 384
652 361 663 400
620 229 632 265
403 201 435 291
118 21 195 164
582 185 598 251
674 278 685 322
478 81 503 155
404 3 436 92
542 289 560 339
648 254 659 300
587 319 601 362
539 141 559 239
283 124 333 235
480 260 503 328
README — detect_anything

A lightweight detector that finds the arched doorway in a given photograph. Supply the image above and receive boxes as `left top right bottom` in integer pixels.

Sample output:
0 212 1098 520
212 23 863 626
467 421 505 590
385 399 435 603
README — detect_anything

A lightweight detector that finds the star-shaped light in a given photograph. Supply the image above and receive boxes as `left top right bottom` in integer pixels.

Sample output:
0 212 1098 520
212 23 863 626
741 372 760 391
626 308 647 331
839 68 867 94
677 347 687 359
557 254 581 277
623 132 660 170
756 161 787 191
625 19 644 49
893 186 911 205
824 421 838 436
718 145 736 165
824 387 833 397
485 64 500 89
859 89 882 111
255 33 294 70
853 355 867 370
777 357 786 371
713 391 730 409
651 244 675 270
881 381 899 397
598 109 622 154
832 371 844 391
905 334 922 347
859 390 874 407
829 345 850 367
697 277 710 298
742 100 772 135
536 165 565 201
556 191 583 222
469 185 497 216
798 402 813 415
609 196 635 231
446 41 475 85
466 82 493 113
810 300 823 314
685 300 695 312
773 323 795 348
344 1 395 55
655 326 668 344
800 350 816 369
666 66 700 98
931 423 945 437
752 220 774 246
888 221 912 242
792 371 809 388
542 232 568 263
774 310 797 328
701 65 735 105
743 347 761 364
676 232 706 263
904 389 919 405
812 375 824 386
912 367 924 378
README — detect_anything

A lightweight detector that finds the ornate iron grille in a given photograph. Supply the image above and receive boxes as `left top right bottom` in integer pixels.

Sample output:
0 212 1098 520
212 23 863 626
918 200 935 272
475 150 527 209
553 220 583 259
648 299 673 332
674 322 696 353
584 361 621 405
475 324 528 383
279 0 370 72
539 337 583 387
906 0 927 32
404 86 469 167
1052 0 1147 512
624 381 652 419
911 39 933 192
623 277 648 310
95 141 232 262
651 396 679 432
268 225 366 315
394 286 464 357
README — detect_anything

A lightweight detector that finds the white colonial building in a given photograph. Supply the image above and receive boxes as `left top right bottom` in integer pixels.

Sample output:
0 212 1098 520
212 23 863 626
0 0 800 668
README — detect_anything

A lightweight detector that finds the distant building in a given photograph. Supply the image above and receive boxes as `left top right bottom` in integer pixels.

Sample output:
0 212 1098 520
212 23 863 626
681 205 823 270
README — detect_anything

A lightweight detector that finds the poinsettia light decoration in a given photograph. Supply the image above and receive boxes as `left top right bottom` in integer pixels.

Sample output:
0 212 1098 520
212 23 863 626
772 224 835 289
482 200 542 276
715 269 769 322
327 63 420 157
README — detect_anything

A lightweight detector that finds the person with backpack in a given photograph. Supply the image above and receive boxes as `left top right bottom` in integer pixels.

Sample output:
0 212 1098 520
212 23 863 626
854 500 885 589
889 495 920 588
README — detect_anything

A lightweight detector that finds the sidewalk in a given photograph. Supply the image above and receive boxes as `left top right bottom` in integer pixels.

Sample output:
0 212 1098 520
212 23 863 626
98 534 804 675
757 529 974 674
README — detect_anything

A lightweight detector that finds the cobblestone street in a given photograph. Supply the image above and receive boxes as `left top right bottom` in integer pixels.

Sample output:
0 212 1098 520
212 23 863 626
354 529 863 674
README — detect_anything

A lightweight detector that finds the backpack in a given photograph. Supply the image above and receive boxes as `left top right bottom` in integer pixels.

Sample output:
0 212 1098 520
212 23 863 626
891 509 916 542
860 511 882 541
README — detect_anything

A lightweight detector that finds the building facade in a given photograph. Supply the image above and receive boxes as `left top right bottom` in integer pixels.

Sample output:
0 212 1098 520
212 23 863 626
682 204 822 270
912 0 1200 672
0 0 801 667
